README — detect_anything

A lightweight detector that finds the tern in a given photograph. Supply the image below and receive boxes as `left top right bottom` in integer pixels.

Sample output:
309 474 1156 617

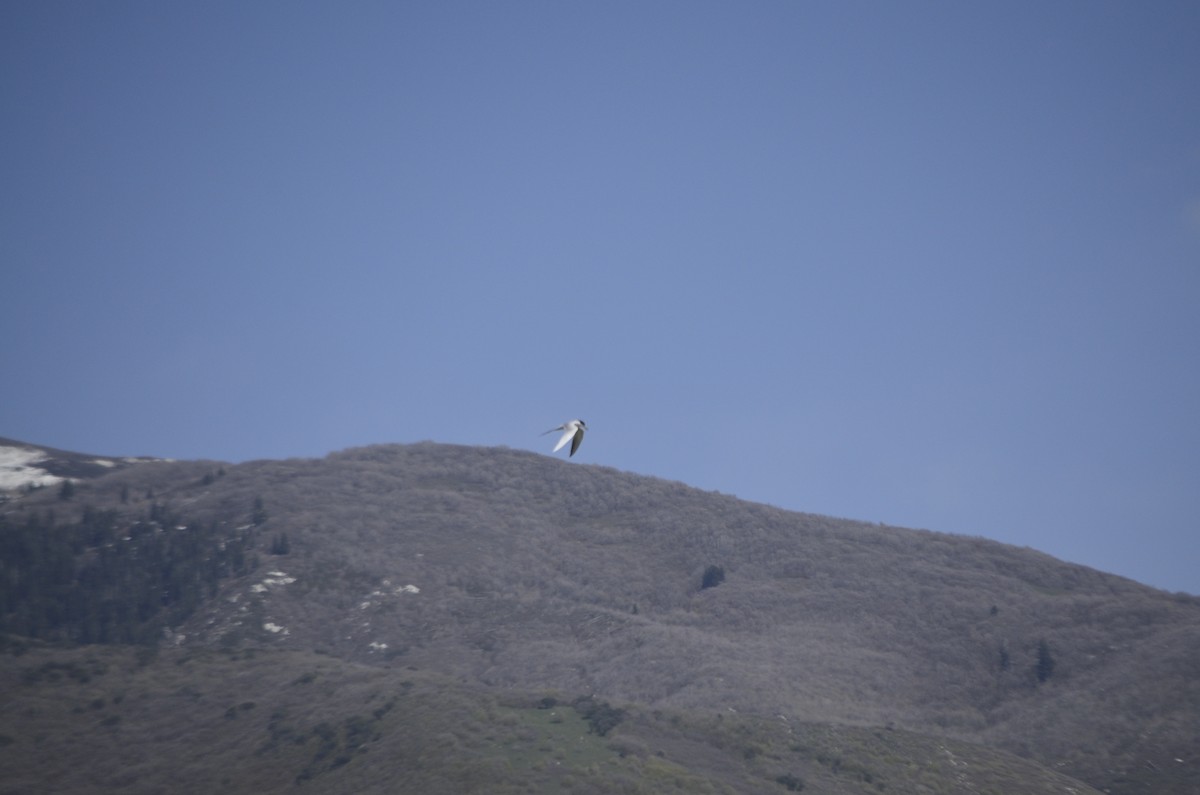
543 419 587 457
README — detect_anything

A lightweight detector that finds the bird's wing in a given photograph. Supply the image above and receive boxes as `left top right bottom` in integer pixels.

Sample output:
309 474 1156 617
569 427 585 456
552 427 575 452
541 425 564 436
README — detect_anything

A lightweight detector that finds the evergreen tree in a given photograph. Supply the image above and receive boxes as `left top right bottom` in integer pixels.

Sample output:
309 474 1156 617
0 503 254 644
252 496 268 526
701 564 726 589
270 532 291 555
1036 639 1056 683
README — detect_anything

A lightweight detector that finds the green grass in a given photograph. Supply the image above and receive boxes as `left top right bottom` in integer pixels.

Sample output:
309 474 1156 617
0 642 1107 795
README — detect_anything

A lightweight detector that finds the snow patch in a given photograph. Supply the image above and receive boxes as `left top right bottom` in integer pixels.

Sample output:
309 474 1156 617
379 578 420 595
368 641 388 651
0 445 64 490
92 459 116 468
263 623 289 635
251 571 296 594
359 581 421 610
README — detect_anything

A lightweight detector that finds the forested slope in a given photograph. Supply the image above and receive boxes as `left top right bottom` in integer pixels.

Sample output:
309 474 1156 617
1 441 1196 794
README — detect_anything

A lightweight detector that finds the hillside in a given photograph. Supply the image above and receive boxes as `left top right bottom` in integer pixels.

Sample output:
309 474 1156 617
0 436 161 492
2 440 1197 794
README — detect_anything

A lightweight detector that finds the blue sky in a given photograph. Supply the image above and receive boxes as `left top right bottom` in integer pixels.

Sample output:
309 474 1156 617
3 2 1198 594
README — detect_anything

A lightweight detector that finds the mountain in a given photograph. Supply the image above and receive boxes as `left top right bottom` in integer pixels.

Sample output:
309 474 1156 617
0 436 161 493
2 440 1197 794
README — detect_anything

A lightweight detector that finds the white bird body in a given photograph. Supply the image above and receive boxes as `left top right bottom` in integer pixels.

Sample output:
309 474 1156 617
543 419 587 457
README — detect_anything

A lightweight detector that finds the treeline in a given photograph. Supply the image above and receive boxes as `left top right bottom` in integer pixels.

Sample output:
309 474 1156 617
0 503 259 645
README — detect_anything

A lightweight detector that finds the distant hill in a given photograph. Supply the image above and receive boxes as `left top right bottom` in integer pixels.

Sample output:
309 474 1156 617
1 440 1196 794
0 437 162 493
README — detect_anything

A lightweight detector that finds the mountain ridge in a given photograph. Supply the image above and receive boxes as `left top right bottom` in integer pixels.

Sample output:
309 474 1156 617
1 439 1196 793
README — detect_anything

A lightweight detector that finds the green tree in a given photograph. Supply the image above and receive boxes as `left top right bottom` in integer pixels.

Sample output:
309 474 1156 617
776 773 805 791
1035 639 1056 683
270 533 291 555
252 496 268 526
572 696 625 736
701 564 725 590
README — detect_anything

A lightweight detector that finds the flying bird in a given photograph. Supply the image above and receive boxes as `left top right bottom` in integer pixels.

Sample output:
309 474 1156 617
543 419 586 457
